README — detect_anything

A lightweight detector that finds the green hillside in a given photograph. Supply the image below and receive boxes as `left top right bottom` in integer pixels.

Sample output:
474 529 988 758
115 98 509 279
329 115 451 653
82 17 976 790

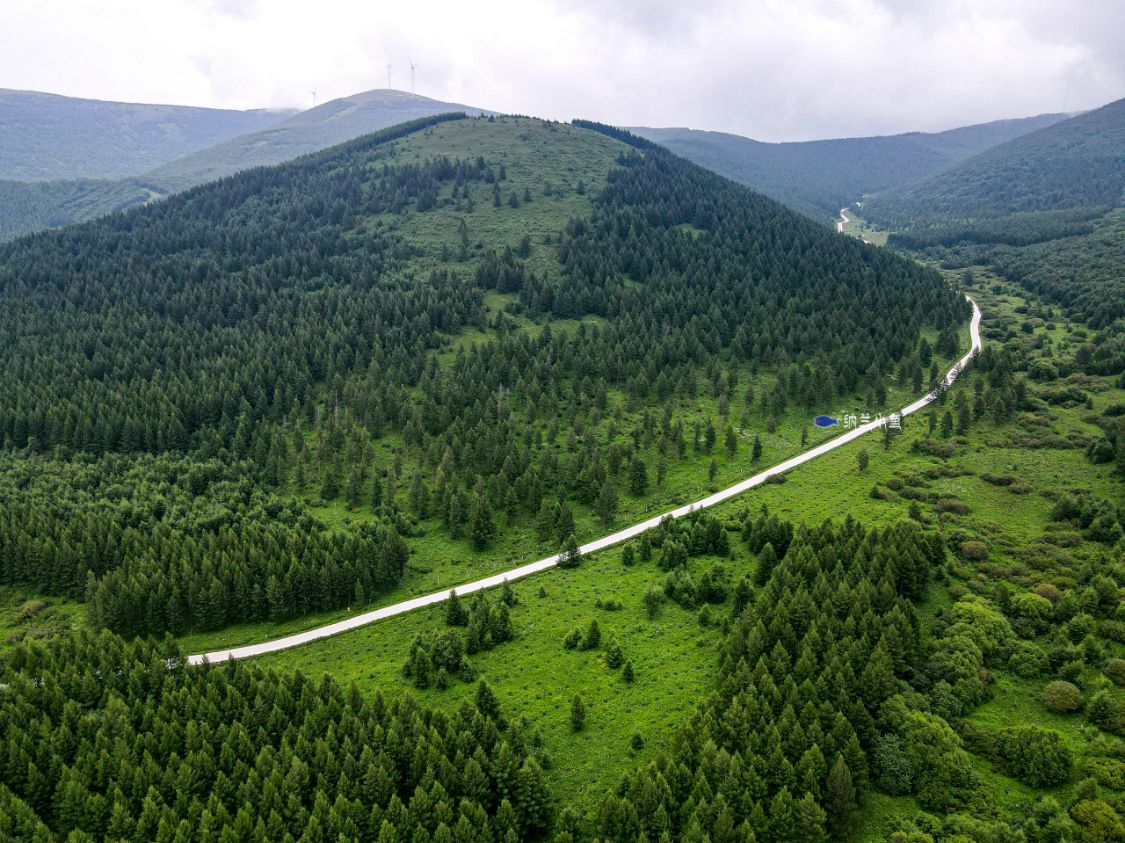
632 112 1071 220
0 88 293 181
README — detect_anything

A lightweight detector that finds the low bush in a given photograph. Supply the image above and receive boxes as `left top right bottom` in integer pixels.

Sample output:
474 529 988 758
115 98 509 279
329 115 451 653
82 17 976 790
960 540 989 561
1043 681 1084 713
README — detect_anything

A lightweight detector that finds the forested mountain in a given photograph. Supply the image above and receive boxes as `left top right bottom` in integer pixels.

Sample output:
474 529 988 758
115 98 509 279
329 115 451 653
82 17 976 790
0 88 293 181
0 112 965 637
863 97 1125 327
0 89 494 243
631 112 1072 220
0 177 155 243
864 97 1125 227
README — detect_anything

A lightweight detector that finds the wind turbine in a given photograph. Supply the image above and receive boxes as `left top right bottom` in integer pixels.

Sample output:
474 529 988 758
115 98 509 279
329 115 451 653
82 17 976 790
408 59 416 95
310 89 317 107
386 64 392 89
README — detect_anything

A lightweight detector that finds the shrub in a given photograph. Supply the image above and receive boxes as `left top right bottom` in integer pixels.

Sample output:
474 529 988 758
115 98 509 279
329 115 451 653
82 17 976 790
1070 800 1125 840
872 735 915 796
1008 641 1049 678
1010 592 1055 635
1059 660 1086 682
981 474 1015 487
1088 691 1125 736
998 727 1073 787
1034 583 1062 603
959 540 989 561
1105 658 1125 686
1086 758 1125 791
935 499 971 515
1043 681 1084 713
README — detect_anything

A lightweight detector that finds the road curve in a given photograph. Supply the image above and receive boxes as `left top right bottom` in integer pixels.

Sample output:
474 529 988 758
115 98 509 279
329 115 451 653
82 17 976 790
188 295 982 665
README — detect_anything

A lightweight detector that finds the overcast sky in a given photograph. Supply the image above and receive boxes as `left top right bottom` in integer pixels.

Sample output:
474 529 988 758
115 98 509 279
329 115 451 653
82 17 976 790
2 0 1122 141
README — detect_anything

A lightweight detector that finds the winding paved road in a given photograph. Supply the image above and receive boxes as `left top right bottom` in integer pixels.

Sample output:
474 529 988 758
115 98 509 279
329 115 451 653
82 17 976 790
188 295 981 665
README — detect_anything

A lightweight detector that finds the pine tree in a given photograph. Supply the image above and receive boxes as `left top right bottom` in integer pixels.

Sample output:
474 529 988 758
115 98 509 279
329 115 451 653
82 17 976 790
536 500 555 541
540 516 575 564
605 635 624 668
445 590 468 626
470 494 497 550
581 618 602 650
320 461 341 500
754 542 778 587
570 695 587 731
475 680 505 726
751 435 763 463
596 479 618 527
629 456 648 496
555 503 576 543
825 755 857 839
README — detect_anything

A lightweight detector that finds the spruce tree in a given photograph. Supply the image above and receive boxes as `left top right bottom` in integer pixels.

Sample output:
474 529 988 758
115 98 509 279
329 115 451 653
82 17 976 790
570 695 587 731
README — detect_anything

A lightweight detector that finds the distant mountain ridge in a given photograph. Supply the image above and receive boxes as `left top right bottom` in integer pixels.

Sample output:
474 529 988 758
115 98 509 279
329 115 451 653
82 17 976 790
0 88 294 181
631 112 1074 220
145 89 496 193
0 89 495 242
860 97 1125 328
863 97 1125 227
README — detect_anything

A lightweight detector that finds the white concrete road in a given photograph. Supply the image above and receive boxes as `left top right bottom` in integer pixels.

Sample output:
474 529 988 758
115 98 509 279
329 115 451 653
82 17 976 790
188 295 982 665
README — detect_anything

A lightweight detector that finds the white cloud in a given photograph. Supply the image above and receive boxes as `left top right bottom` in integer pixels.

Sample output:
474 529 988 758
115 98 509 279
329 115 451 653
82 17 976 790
0 0 1120 139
